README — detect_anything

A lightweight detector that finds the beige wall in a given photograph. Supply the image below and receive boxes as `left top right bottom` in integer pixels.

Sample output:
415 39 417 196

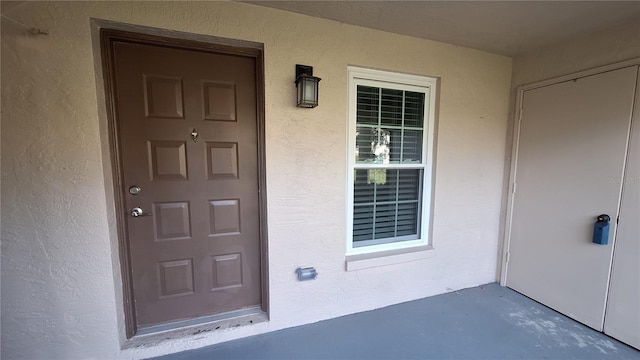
1 2 512 358
512 17 640 87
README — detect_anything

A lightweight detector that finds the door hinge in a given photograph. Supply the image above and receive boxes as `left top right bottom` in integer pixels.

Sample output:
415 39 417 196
506 252 510 263
511 182 517 194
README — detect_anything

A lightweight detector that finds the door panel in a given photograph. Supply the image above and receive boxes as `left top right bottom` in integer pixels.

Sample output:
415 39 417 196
113 42 261 328
604 72 640 349
506 66 638 330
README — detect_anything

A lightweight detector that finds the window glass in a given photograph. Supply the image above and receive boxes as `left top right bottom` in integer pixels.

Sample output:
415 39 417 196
355 86 425 165
353 169 422 246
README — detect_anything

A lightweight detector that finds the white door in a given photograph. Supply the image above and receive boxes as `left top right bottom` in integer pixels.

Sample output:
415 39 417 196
603 70 640 349
506 66 638 331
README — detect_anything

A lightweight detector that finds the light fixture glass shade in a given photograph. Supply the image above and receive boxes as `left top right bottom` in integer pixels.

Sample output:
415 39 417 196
296 73 321 108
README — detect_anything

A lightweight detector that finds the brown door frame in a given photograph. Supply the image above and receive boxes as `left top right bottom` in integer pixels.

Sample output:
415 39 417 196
99 28 268 338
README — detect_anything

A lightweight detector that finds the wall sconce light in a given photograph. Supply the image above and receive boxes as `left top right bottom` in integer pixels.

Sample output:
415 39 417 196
295 64 321 108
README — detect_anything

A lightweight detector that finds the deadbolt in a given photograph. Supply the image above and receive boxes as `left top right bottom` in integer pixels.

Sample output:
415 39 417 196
129 186 141 195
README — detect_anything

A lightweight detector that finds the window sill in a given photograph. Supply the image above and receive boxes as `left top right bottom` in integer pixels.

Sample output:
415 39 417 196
345 245 435 271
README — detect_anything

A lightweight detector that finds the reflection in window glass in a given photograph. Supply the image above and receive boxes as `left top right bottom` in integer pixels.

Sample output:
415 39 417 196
355 86 425 164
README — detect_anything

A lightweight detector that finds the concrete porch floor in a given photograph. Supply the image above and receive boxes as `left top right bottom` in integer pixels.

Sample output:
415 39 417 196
155 283 639 360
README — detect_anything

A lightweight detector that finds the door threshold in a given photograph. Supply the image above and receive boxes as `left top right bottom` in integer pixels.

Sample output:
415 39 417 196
124 307 267 349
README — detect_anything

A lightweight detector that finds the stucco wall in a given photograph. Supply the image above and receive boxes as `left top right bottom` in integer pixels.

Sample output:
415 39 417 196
1 2 512 359
511 16 640 87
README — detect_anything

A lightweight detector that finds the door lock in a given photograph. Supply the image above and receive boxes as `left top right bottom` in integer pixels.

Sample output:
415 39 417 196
130 207 152 217
592 214 611 245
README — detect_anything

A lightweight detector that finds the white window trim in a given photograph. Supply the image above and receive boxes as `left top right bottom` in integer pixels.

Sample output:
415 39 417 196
346 66 437 256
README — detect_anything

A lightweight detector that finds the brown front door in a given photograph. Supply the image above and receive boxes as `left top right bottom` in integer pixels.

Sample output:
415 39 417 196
112 40 261 328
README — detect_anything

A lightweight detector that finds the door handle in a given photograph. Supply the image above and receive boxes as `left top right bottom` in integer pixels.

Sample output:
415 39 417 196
130 207 152 217
592 214 611 245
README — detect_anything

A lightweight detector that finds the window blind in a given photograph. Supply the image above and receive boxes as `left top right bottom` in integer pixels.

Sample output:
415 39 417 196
353 85 426 246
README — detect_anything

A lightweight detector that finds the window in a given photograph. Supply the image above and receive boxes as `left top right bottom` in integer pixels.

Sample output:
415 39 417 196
347 67 436 255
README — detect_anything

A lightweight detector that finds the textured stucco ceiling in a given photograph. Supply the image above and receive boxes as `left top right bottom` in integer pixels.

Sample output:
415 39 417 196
243 1 640 56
